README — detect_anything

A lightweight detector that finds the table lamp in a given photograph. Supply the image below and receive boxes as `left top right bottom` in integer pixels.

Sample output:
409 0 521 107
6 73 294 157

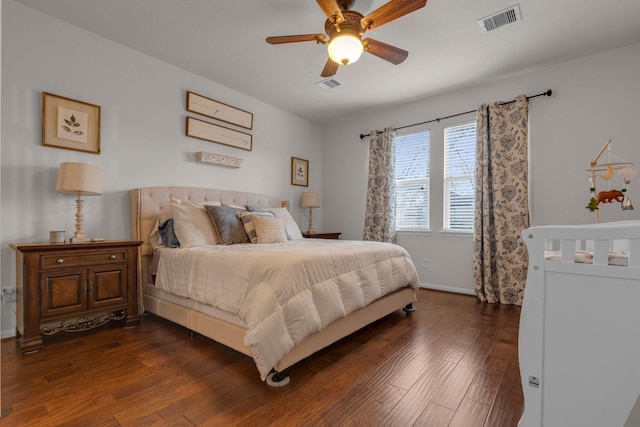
56 162 103 243
301 191 320 234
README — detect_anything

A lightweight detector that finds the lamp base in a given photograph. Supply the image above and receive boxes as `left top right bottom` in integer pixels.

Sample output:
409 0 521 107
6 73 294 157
70 233 91 243
70 195 91 243
307 207 315 236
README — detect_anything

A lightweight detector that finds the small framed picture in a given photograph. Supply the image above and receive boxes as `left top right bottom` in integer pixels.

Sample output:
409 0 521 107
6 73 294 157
291 157 309 187
42 92 101 154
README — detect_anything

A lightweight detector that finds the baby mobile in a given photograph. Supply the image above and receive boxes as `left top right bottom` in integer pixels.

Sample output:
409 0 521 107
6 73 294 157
586 139 636 223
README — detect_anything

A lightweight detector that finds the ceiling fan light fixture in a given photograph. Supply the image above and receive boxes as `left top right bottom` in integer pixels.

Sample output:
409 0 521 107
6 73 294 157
266 0 427 76
328 34 363 65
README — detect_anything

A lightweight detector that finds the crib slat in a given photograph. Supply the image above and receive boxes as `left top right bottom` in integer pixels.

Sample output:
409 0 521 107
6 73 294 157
593 240 609 265
560 240 575 263
630 239 639 268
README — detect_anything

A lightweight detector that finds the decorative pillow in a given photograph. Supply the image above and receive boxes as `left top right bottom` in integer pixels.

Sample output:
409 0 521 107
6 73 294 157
254 216 287 244
170 198 220 247
205 205 249 245
267 207 304 240
158 218 180 248
238 211 276 243
149 214 173 249
246 206 293 240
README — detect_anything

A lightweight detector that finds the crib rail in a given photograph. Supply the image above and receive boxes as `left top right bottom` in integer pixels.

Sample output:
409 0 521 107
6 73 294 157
526 220 640 268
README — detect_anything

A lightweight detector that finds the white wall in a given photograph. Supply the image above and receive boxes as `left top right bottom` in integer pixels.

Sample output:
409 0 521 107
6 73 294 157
3 1 640 327
0 1 324 336
323 42 640 294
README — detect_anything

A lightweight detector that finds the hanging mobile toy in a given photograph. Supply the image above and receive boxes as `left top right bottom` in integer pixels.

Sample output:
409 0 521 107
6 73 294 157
618 167 637 210
586 139 636 222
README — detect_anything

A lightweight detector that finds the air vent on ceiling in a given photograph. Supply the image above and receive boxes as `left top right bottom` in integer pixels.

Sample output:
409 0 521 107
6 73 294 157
478 4 522 33
316 78 342 90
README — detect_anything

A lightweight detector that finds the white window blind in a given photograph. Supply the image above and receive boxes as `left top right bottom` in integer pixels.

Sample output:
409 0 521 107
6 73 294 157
395 130 430 230
444 122 476 231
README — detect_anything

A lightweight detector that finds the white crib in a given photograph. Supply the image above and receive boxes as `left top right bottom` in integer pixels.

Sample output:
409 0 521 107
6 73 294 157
518 220 640 427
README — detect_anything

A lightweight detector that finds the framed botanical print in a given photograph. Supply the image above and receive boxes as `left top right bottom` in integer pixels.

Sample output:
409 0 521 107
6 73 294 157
42 92 101 154
291 157 309 187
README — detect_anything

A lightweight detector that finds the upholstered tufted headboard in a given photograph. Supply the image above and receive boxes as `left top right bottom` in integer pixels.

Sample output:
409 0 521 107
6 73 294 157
130 187 283 311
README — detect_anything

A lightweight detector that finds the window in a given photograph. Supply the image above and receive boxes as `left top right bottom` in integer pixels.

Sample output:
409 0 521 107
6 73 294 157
444 121 476 231
395 130 430 231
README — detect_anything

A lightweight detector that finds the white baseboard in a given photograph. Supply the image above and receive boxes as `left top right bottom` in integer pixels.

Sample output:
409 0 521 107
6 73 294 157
1 328 15 339
419 282 476 296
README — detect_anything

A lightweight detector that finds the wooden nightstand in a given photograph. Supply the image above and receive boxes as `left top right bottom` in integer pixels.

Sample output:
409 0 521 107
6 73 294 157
302 232 342 239
10 240 142 354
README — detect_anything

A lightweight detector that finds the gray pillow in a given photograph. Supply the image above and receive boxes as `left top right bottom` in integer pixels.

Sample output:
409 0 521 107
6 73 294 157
205 205 248 245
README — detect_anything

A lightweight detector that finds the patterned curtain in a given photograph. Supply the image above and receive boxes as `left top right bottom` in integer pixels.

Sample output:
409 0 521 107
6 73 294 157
363 128 397 243
473 95 530 305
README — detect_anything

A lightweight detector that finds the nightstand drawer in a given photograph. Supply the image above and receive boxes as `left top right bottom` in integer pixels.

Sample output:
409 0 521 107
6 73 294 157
40 249 127 270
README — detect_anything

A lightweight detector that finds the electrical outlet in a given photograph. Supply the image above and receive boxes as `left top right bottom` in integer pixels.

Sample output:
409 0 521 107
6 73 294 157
422 258 429 269
2 287 17 303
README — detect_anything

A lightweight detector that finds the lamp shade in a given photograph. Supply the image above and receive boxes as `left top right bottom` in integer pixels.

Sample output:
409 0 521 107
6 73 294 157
56 162 102 195
328 34 363 65
301 191 320 208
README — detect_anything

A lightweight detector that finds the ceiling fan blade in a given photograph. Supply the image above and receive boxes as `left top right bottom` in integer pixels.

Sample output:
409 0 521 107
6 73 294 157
316 0 345 25
361 0 427 30
321 58 339 77
363 38 408 65
266 34 326 44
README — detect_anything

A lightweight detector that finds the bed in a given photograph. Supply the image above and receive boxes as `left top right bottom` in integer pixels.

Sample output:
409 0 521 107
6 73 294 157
518 220 640 426
130 186 419 385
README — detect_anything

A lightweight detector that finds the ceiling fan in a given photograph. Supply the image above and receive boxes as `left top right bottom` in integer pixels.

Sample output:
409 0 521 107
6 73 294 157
266 0 427 77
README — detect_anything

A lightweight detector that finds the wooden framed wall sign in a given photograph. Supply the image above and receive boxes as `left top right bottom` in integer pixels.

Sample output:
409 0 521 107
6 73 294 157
291 157 309 186
186 91 253 130
186 116 252 151
42 92 101 154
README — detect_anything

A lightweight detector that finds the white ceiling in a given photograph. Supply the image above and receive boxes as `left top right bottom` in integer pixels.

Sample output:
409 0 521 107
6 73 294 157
13 0 640 124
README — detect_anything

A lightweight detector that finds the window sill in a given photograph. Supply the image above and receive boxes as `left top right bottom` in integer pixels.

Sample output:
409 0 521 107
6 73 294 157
440 230 473 238
396 229 432 236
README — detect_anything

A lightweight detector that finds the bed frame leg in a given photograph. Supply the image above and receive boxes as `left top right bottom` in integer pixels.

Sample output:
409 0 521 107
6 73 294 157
403 303 416 312
266 369 291 387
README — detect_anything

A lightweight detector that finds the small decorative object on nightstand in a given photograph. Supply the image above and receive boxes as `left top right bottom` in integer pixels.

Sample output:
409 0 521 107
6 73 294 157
10 239 142 354
302 232 341 240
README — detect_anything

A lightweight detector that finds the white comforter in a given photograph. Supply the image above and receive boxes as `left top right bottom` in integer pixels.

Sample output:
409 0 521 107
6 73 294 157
154 239 419 380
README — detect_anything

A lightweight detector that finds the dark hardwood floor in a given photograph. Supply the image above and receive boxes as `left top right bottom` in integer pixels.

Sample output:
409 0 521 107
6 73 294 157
0 289 523 426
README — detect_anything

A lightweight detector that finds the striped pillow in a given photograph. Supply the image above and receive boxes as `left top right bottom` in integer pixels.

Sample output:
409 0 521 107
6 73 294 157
237 211 276 243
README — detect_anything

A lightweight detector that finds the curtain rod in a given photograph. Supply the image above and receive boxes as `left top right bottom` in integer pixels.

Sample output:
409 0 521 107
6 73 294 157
359 89 552 139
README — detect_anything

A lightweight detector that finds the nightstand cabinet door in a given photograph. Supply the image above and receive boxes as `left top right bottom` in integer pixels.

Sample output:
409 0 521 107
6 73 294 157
90 265 127 308
40 268 88 318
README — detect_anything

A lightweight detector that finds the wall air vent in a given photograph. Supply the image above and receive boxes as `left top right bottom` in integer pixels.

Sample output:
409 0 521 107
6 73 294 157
478 4 522 33
316 78 342 90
